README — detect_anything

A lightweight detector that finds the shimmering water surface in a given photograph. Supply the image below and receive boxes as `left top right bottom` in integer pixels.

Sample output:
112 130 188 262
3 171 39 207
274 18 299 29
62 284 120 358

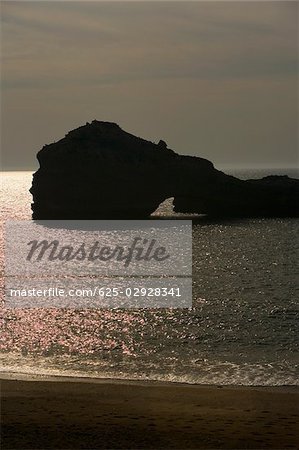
0 170 298 385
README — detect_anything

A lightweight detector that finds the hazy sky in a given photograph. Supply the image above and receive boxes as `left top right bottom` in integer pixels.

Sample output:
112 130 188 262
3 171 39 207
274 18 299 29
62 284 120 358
1 1 298 170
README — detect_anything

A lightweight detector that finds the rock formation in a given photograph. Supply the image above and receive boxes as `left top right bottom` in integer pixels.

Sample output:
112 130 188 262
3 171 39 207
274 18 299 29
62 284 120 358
30 120 299 219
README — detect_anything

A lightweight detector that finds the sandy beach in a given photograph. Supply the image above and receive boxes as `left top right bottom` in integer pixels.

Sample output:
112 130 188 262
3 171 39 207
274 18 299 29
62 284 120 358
1 375 298 449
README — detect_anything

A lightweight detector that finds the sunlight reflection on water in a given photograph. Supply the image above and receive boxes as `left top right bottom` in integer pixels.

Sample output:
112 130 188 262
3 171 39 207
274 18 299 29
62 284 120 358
0 171 298 385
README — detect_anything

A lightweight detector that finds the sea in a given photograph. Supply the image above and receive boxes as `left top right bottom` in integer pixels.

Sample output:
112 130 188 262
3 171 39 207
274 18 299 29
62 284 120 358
0 169 298 385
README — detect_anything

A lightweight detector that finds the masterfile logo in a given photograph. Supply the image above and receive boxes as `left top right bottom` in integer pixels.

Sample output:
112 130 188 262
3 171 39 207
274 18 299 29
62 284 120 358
26 237 170 267
5 220 191 276
4 220 192 309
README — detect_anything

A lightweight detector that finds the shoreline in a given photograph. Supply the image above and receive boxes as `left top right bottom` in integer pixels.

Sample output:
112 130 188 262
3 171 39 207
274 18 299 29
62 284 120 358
2 376 298 449
1 371 298 393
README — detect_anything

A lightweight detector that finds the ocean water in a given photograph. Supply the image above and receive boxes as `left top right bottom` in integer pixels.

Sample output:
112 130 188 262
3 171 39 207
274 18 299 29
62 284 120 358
0 170 298 385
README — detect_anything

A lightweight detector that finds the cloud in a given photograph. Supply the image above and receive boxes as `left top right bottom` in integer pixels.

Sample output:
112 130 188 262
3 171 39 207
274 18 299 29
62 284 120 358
2 1 297 90
1 1 298 169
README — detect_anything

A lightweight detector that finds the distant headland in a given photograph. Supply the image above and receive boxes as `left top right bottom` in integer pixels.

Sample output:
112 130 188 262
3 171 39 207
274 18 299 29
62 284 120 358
30 120 299 219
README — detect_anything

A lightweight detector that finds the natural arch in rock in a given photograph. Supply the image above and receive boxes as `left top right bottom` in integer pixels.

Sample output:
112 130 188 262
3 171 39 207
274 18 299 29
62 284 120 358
30 121 299 219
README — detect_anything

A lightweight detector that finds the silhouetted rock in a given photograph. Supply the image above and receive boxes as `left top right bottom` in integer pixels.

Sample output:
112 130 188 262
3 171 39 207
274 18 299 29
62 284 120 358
158 140 167 149
173 173 299 217
30 121 299 219
31 121 179 219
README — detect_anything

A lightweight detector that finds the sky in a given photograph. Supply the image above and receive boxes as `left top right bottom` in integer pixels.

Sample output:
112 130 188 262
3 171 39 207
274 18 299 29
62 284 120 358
1 1 298 170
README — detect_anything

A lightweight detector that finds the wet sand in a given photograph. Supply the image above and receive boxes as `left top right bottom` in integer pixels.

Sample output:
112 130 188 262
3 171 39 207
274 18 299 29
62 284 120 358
1 376 298 449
